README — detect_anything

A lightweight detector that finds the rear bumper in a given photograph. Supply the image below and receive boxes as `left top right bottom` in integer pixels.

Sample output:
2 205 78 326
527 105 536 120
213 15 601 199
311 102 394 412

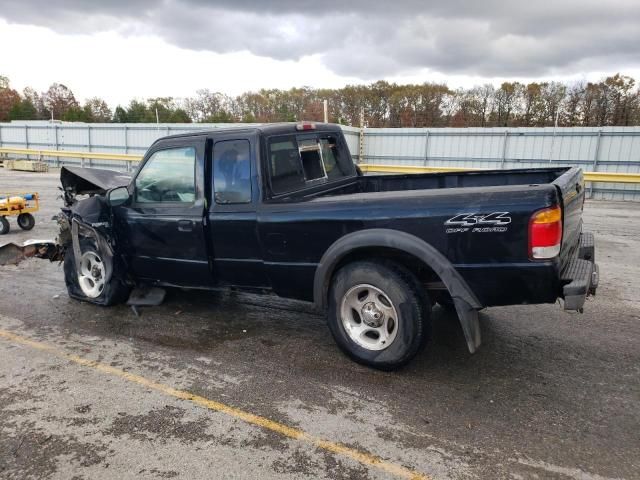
561 232 599 311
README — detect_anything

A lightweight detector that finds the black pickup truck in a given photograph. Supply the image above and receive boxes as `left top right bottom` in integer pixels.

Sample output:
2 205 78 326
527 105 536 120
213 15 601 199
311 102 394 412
0 123 599 369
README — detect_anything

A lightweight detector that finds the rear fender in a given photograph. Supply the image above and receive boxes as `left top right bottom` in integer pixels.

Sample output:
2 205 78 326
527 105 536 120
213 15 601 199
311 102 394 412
313 229 484 353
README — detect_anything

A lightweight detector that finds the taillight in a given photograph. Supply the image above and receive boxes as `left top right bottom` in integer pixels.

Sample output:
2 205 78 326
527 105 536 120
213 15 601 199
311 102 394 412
529 205 562 259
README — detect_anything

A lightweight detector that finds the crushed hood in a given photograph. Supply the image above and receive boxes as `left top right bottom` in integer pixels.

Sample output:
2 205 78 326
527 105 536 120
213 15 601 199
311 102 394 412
60 166 131 198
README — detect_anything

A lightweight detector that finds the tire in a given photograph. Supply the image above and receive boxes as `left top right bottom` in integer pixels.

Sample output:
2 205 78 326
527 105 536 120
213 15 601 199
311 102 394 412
327 261 430 370
0 217 9 235
63 238 130 306
17 213 35 231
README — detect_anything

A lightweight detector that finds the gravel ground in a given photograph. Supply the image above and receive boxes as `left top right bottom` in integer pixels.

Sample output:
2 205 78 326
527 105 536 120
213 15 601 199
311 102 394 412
0 167 638 479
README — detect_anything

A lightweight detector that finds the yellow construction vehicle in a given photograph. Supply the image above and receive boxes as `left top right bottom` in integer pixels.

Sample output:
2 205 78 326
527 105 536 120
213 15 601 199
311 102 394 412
0 192 39 234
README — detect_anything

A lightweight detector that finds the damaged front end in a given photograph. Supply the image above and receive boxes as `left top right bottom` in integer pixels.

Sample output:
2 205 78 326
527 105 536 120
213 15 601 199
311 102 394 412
0 166 130 268
60 165 131 208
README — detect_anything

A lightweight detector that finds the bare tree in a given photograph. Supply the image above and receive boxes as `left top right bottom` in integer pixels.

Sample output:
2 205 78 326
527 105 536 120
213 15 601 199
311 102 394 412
42 83 79 120
84 97 112 122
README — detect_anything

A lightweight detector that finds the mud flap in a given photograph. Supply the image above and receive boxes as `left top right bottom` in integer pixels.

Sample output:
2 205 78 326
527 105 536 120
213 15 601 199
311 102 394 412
453 297 481 353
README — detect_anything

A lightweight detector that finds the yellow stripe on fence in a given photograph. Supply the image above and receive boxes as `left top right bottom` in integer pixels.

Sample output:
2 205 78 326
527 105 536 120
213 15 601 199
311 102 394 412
359 164 640 184
0 147 141 162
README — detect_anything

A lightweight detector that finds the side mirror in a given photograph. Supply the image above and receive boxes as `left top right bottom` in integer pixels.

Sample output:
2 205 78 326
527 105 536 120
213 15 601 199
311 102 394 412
107 186 130 207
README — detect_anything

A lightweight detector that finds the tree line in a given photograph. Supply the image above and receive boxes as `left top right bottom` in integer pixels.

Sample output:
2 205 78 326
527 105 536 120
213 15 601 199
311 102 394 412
1 73 639 127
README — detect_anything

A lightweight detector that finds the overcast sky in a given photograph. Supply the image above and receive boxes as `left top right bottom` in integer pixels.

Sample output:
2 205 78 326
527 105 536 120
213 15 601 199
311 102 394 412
1 0 639 106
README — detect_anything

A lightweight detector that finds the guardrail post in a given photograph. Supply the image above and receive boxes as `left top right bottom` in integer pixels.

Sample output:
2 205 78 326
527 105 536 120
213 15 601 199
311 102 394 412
358 127 365 164
25 125 29 160
123 125 131 172
55 126 61 167
500 131 509 168
592 129 603 170
424 130 430 166
589 129 603 199
87 126 92 167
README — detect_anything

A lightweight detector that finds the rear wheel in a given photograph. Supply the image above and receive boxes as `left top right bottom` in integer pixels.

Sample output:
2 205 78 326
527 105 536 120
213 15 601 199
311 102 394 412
17 213 35 231
0 217 9 235
327 261 430 370
63 238 130 306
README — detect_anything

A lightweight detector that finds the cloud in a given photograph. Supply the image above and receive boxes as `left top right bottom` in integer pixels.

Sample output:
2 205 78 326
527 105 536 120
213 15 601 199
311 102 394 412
2 0 639 79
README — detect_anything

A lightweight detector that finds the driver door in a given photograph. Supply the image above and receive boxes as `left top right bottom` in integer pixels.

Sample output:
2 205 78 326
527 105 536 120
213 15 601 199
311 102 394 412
115 137 211 286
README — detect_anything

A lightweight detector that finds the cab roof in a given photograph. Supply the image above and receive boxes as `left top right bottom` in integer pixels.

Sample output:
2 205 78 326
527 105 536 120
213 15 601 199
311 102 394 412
156 122 343 142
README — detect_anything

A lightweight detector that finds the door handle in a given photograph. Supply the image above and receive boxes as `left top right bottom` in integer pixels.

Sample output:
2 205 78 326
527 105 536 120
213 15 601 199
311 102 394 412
177 220 193 232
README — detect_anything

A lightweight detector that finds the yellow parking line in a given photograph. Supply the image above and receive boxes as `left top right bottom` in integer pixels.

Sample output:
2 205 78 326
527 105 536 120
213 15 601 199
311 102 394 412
0 328 430 480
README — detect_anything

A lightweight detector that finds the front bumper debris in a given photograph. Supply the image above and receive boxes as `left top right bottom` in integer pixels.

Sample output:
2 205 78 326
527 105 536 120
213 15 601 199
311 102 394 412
0 240 61 266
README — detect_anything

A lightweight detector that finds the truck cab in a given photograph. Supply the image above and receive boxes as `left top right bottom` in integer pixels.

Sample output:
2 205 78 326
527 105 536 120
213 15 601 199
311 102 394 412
111 124 358 296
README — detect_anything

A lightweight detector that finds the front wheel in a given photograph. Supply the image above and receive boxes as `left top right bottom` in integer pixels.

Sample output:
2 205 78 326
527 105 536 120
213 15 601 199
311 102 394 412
63 239 130 306
327 261 430 370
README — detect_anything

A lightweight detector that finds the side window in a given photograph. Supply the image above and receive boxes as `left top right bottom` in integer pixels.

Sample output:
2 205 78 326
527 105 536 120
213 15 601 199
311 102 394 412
213 140 251 204
136 147 196 203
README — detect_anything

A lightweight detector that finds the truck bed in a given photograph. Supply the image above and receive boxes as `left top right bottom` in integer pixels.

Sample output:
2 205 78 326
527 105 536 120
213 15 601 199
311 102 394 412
263 166 584 307
307 167 571 197
361 167 568 192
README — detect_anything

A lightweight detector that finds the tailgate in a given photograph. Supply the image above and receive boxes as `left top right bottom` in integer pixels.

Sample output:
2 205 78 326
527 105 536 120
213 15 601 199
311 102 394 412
552 167 585 267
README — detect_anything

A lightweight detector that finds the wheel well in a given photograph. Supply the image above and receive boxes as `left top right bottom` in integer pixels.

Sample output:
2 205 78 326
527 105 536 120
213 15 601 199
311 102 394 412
331 247 446 299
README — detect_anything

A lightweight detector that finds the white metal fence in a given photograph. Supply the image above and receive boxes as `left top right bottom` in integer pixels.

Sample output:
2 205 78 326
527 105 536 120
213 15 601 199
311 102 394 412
1 122 638 201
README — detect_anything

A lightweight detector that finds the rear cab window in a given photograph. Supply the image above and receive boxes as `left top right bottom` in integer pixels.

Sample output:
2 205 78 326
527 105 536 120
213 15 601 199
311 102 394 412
267 133 355 195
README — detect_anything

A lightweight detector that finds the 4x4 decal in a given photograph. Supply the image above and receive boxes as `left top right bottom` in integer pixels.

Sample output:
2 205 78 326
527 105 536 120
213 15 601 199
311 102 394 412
445 212 511 233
